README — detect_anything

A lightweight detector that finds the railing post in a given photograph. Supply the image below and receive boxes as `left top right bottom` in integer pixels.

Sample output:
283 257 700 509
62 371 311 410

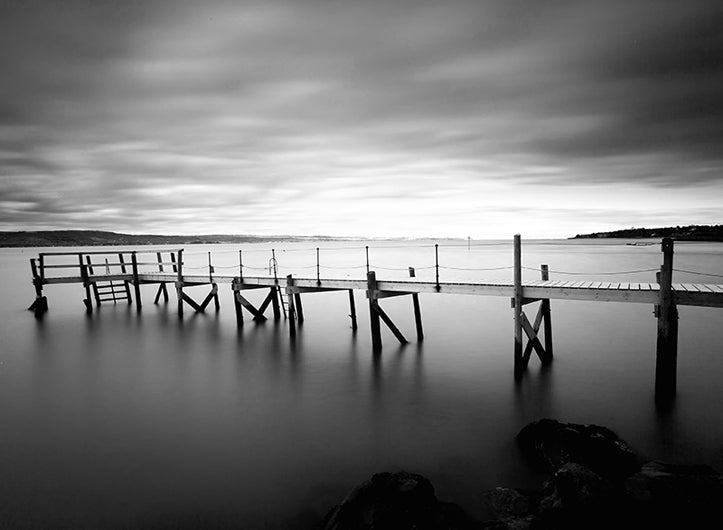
367 271 382 352
316 247 321 287
513 235 523 378
176 249 184 318
655 237 678 404
434 244 440 292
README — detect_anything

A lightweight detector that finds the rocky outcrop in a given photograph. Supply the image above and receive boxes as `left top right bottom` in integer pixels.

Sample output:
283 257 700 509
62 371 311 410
320 471 479 530
321 420 722 530
516 418 639 481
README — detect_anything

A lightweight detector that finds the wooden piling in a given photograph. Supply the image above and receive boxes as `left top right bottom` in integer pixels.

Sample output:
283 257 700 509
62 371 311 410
412 293 424 341
294 293 304 323
655 237 678 403
270 286 281 321
367 271 382 352
348 289 358 331
131 252 142 312
513 234 523 378
541 264 553 362
176 249 184 318
28 258 48 316
79 254 92 313
286 275 296 338
232 279 244 327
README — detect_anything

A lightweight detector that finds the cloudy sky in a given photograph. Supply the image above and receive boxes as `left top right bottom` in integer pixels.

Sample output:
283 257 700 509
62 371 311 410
1 0 721 238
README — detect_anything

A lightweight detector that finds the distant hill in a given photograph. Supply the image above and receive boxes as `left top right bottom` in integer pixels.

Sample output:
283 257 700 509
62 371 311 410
572 224 723 241
0 230 342 248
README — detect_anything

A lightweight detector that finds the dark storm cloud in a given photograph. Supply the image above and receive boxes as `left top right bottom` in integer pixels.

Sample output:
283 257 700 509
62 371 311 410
1 0 721 233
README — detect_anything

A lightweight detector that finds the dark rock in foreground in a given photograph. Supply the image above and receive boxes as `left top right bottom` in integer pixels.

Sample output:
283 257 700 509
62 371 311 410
321 471 479 530
516 418 639 481
322 420 723 530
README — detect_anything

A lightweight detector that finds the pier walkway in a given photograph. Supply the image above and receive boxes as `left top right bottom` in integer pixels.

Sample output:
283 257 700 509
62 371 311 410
27 236 723 403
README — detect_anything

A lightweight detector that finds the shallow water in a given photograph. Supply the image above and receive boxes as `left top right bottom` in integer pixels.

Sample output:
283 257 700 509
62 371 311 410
1 239 722 528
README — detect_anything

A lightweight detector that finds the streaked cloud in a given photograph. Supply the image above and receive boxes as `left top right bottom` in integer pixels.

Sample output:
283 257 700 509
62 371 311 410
1 0 721 237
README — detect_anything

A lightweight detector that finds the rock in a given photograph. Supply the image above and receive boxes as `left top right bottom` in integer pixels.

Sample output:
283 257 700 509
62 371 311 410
479 487 532 520
516 419 639 481
321 471 480 530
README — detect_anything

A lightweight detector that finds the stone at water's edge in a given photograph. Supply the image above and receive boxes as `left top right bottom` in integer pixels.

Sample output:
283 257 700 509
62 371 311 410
320 471 479 530
515 418 640 481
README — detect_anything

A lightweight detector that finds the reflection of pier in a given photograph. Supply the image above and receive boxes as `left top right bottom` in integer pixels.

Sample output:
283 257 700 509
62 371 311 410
27 237 722 403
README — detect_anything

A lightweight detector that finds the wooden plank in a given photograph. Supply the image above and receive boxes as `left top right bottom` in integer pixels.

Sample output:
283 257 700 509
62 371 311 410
704 284 723 293
681 283 700 292
672 283 687 292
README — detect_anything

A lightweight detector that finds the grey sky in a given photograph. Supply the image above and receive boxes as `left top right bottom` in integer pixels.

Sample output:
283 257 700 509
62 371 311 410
1 0 721 238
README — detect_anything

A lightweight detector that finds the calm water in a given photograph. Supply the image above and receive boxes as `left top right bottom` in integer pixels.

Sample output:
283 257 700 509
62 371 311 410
1 239 722 528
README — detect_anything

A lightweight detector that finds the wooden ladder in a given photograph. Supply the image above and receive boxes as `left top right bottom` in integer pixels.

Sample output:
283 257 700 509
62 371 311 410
89 257 131 305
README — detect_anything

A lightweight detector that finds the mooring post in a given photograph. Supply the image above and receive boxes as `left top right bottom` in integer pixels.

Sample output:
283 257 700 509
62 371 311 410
131 251 142 312
655 237 678 403
348 289 358 331
79 253 92 314
541 264 553 361
286 274 296 338
176 249 184 318
513 234 524 378
367 271 382 352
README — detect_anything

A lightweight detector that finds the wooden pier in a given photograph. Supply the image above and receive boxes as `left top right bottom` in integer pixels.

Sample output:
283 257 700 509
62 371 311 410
27 237 723 403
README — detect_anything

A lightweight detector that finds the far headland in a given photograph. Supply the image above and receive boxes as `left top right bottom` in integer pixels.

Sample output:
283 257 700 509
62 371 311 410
571 224 722 242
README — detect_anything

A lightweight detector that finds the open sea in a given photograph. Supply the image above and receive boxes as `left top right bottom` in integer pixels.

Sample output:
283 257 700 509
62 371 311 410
1 238 722 528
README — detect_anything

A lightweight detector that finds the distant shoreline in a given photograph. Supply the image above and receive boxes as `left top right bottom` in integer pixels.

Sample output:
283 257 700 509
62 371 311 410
571 224 722 242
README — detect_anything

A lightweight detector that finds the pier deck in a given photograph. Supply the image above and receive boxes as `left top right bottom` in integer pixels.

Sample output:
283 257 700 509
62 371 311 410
27 236 723 404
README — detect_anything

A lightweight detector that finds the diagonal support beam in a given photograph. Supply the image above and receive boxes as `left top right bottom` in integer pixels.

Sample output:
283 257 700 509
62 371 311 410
520 311 550 363
372 301 408 345
233 291 268 321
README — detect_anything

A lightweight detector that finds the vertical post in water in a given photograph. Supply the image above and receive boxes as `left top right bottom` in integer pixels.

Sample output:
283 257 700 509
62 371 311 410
238 250 243 283
655 237 678 403
176 249 184 318
412 293 424 341
286 274 296 339
79 253 92 314
232 278 243 327
367 271 382 352
272 249 278 284
513 235 523 378
131 251 142 312
434 244 440 292
348 290 358 331
541 264 553 361
316 247 321 286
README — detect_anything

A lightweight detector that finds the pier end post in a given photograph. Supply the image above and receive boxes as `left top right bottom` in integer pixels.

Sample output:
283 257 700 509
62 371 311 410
176 250 184 319
655 237 678 404
131 252 142 313
513 235 524 378
348 290 358 331
541 264 553 362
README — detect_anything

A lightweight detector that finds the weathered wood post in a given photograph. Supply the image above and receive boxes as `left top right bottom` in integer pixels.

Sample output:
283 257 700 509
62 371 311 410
294 292 304 323
176 249 184 318
655 237 678 403
270 287 281 321
286 274 296 339
78 253 93 313
131 251 142 312
348 290 358 331
86 256 101 306
367 271 382 352
541 264 553 360
513 234 524 378
28 258 48 316
232 278 243 327
412 293 424 341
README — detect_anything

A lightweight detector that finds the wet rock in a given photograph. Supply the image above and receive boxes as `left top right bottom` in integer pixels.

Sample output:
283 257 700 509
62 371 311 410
321 471 480 530
479 487 532 520
516 419 639 481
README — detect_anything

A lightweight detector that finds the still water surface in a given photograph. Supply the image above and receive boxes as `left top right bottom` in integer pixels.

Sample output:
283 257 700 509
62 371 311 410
1 239 722 528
